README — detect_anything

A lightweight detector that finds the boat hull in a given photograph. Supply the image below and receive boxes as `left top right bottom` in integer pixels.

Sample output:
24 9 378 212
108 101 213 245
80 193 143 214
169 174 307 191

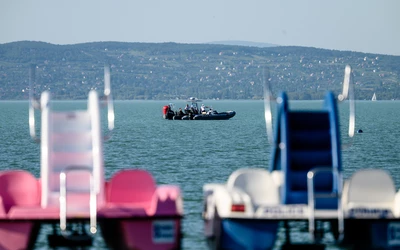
342 219 400 249
101 218 182 250
206 218 279 250
193 111 236 120
0 222 40 250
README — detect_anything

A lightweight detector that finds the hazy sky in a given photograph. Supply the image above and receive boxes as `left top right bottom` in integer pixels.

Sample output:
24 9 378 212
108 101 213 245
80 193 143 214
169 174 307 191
1 0 399 56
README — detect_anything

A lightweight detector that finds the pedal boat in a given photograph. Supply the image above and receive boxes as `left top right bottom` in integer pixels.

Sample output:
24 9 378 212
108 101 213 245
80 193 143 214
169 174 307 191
0 66 183 250
203 65 400 250
203 91 342 249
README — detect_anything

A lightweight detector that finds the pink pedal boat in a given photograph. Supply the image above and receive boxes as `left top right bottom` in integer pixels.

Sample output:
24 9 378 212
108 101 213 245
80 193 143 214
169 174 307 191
0 66 183 250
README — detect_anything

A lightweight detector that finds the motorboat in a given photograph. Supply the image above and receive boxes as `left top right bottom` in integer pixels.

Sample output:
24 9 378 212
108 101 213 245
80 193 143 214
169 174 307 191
0 65 183 250
202 65 400 250
163 97 236 120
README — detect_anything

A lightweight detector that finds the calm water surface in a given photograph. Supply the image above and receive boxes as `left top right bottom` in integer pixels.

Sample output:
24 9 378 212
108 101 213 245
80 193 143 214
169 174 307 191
0 99 399 249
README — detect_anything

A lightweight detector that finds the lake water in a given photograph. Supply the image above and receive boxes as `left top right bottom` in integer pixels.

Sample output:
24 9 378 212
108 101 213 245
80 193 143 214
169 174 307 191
0 99 399 249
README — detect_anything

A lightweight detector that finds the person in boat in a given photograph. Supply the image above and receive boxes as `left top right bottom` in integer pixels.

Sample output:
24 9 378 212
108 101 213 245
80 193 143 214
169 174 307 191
200 104 206 114
184 104 191 114
167 104 175 117
207 108 218 115
191 103 198 114
178 108 184 116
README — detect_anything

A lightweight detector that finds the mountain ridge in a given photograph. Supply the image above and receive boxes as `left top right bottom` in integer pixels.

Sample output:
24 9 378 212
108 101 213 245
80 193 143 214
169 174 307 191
0 41 399 100
206 40 278 48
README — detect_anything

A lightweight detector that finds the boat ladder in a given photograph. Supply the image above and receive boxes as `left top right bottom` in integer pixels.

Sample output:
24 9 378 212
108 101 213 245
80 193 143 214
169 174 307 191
59 166 97 236
307 167 344 243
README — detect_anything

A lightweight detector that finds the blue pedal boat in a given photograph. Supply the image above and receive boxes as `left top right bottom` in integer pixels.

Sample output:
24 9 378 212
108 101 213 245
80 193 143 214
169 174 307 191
202 65 400 250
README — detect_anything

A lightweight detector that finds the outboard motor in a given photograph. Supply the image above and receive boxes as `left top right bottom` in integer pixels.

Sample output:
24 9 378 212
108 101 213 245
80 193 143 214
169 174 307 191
162 105 169 119
163 105 175 119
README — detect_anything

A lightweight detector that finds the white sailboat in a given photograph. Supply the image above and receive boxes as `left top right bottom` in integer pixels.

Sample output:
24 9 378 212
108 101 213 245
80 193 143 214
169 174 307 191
372 92 377 101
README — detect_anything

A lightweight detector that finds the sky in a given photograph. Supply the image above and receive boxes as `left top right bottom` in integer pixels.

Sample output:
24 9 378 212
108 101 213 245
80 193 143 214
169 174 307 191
1 0 399 56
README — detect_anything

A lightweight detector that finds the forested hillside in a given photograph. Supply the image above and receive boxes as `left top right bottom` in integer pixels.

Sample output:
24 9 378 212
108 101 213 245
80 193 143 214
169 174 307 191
0 41 399 100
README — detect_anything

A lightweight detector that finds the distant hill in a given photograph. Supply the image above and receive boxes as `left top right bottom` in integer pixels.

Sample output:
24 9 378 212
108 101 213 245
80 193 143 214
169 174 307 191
0 41 399 100
207 40 278 48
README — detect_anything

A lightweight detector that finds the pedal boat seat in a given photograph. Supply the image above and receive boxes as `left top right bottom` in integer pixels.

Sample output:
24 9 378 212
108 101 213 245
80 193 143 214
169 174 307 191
342 169 396 218
226 168 279 213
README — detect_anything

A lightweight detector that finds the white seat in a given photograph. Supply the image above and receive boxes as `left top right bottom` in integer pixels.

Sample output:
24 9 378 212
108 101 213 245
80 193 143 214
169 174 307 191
227 168 279 209
342 169 395 217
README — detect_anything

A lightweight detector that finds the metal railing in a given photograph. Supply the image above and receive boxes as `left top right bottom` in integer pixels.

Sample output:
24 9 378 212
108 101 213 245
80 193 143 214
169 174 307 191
28 65 114 143
338 65 356 148
102 65 114 141
263 65 355 148
59 166 97 237
307 167 344 243
29 64 41 143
